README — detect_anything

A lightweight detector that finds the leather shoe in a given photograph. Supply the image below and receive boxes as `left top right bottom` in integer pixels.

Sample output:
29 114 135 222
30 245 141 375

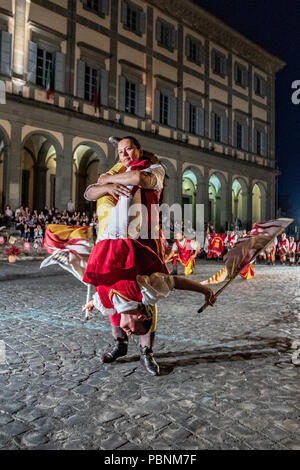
101 337 128 363
140 346 160 376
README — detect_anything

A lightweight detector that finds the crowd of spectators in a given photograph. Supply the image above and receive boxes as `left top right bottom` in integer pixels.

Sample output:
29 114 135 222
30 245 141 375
0 202 98 243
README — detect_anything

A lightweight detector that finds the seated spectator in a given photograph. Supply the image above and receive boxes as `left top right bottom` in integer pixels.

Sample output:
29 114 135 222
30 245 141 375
22 224 32 241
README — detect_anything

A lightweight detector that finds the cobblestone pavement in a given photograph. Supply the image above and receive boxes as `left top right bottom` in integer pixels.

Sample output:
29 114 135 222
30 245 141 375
0 259 300 450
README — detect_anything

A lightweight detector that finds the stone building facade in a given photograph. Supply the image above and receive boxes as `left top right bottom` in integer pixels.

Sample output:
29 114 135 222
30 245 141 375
0 0 285 231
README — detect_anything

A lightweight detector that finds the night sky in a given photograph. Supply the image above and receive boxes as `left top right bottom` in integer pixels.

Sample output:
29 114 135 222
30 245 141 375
192 0 300 219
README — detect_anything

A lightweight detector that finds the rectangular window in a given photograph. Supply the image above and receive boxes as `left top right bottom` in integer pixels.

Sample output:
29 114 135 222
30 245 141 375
236 66 243 86
84 64 98 101
126 5 138 32
215 114 221 142
85 0 101 12
36 48 54 89
214 55 222 75
159 93 169 125
256 130 262 155
161 23 171 49
237 122 242 149
125 79 137 114
189 104 197 134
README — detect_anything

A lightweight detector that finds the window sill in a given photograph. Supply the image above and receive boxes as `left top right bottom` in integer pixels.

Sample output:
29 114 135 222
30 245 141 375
156 41 175 54
82 6 106 19
122 24 143 37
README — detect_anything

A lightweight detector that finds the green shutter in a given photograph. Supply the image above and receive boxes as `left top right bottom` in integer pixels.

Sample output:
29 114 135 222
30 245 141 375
154 89 160 122
121 1 127 24
76 59 85 98
100 69 109 106
137 83 145 117
168 95 177 128
118 76 126 111
184 101 190 132
27 41 37 83
54 52 65 93
221 114 228 143
211 111 215 140
196 107 204 136
0 31 12 76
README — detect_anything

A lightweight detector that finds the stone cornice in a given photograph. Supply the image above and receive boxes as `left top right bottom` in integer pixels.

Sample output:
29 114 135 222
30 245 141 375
147 0 285 75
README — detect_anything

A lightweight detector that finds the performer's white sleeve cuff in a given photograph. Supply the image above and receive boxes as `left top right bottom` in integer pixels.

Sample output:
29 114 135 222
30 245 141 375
111 294 140 313
93 292 116 316
136 273 175 305
84 184 99 201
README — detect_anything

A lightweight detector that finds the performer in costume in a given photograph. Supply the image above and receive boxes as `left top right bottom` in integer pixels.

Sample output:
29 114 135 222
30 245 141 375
296 240 300 265
83 136 215 375
277 232 289 264
165 231 200 275
288 236 296 265
208 233 224 260
83 136 165 375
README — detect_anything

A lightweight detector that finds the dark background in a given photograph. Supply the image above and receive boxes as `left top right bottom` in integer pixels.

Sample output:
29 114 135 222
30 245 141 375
193 0 300 221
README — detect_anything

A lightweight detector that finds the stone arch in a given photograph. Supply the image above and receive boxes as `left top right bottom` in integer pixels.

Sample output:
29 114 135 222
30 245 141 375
182 165 204 231
232 176 248 228
21 130 64 210
73 142 108 212
209 171 227 232
252 181 267 224
0 124 10 212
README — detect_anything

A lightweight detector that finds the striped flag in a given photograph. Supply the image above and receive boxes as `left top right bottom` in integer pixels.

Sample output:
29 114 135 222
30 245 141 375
44 224 93 256
41 225 94 283
224 218 293 278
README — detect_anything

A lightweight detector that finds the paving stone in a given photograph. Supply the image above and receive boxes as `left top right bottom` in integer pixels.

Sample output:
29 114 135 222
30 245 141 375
100 434 129 450
21 431 49 448
0 413 14 425
0 420 29 437
15 407 44 423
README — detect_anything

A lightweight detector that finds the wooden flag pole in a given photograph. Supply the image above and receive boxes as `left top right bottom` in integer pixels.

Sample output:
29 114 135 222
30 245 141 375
85 284 91 320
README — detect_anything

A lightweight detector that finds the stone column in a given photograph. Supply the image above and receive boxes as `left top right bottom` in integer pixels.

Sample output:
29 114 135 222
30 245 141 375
226 173 232 231
55 134 73 210
247 179 253 230
108 0 118 120
12 0 27 79
203 167 210 225
6 123 22 210
65 0 77 108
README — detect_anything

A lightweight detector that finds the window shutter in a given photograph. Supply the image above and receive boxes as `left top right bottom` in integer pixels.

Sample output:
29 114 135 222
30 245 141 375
154 89 160 122
27 41 37 83
76 59 85 98
168 95 177 128
0 31 12 76
54 52 65 93
261 132 266 156
121 0 127 24
137 83 146 117
253 128 258 154
242 125 248 151
233 120 237 147
221 57 227 77
139 10 146 34
118 76 126 111
82 0 88 7
100 69 109 106
261 78 267 98
242 68 249 88
221 114 228 143
185 36 190 58
184 101 190 132
156 18 162 42
234 63 238 83
196 42 202 65
196 107 204 136
102 0 109 15
170 26 177 51
211 50 216 72
211 111 215 140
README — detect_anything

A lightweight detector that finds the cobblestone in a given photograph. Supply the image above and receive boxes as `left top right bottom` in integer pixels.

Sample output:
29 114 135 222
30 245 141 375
0 259 300 449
